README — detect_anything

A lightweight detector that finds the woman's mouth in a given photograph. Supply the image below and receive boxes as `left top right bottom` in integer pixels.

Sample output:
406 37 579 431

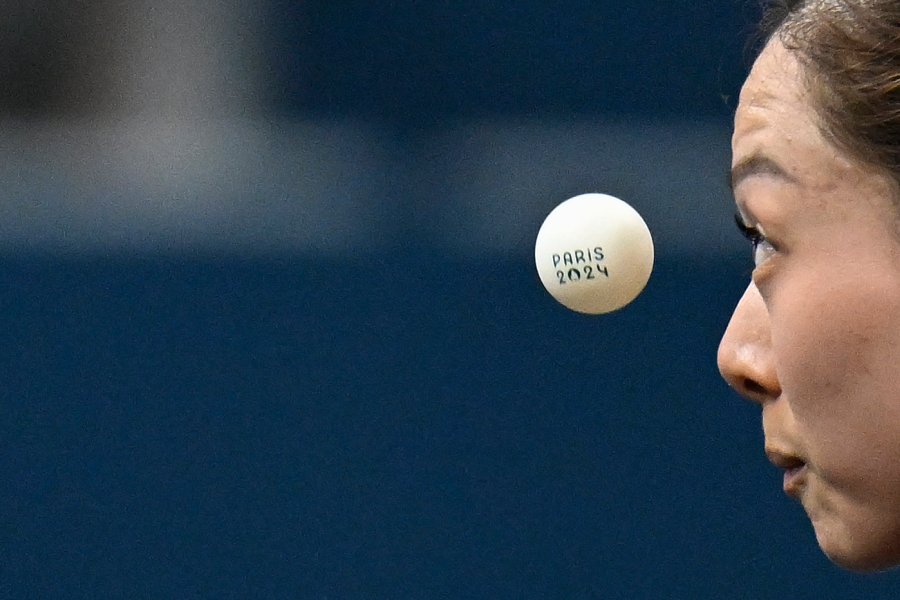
782 463 808 498
765 446 808 499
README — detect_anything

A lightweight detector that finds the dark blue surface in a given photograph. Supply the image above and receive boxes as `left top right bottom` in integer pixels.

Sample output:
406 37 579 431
267 1 757 119
3 253 900 598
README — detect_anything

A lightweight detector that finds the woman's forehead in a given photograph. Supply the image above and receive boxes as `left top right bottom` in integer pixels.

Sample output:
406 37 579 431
734 42 819 145
741 42 805 107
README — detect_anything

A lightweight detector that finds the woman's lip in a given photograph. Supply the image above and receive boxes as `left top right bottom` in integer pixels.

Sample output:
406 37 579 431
764 446 807 498
783 464 808 498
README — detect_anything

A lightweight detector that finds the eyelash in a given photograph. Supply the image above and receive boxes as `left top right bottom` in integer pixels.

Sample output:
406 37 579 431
734 212 778 269
734 213 763 247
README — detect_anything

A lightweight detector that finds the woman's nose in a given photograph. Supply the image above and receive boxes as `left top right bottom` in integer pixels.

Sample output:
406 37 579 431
717 282 781 404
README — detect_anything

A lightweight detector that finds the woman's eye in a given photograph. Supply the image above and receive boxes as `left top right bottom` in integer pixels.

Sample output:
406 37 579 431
752 237 776 266
734 213 776 266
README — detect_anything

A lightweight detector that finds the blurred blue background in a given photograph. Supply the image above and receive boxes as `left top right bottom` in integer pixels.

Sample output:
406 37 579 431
2 1 900 598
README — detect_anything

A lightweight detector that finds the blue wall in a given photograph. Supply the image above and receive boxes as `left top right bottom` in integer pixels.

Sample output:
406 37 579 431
268 0 754 119
4 253 900 597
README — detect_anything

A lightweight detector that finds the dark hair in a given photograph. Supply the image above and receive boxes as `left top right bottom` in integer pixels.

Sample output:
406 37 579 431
758 0 900 183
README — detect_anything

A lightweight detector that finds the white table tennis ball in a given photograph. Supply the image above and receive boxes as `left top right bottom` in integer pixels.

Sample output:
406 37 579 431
534 193 654 314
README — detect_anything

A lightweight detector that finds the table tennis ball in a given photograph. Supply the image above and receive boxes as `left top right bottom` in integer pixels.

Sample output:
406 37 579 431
534 193 654 314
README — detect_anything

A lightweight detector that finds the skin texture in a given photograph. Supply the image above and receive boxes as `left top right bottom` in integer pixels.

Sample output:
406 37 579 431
718 40 900 572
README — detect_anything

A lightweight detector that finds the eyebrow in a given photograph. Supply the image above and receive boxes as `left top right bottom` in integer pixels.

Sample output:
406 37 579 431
728 154 797 191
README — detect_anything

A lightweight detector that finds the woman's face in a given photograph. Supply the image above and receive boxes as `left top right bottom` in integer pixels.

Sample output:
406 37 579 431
718 40 900 572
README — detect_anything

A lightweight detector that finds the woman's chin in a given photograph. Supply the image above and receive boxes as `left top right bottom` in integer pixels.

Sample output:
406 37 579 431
816 525 900 573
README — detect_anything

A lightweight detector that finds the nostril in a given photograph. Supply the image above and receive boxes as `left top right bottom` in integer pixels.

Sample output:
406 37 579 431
741 377 769 399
